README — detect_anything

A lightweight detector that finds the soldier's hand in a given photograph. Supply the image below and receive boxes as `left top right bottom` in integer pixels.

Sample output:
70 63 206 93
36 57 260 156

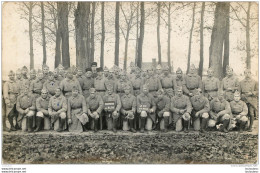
68 119 72 125
149 109 154 113
189 93 193 97
25 108 29 114
195 112 200 117
180 109 185 114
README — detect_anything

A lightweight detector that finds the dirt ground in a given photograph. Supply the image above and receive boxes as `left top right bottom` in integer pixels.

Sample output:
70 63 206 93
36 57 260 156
2 121 258 164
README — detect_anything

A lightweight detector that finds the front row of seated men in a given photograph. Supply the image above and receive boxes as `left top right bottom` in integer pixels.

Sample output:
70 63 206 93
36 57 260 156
10 82 251 134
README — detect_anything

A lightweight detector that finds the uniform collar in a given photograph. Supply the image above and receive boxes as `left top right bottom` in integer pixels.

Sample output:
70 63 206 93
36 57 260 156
123 94 131 98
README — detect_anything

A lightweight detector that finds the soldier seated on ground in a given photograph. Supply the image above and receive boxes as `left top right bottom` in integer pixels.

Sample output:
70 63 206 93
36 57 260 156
156 89 171 133
86 88 104 132
170 86 192 133
120 85 137 133
190 89 210 133
208 91 232 133
137 84 156 133
230 91 248 132
48 87 67 132
35 89 50 132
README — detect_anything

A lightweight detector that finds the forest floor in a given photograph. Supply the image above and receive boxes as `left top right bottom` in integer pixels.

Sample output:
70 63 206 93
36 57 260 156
2 121 258 164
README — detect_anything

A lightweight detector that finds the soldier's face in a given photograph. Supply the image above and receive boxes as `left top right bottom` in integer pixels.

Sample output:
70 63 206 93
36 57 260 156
227 69 233 76
9 74 15 80
86 71 92 78
16 73 21 79
77 70 83 76
245 71 251 78
43 67 49 74
37 73 43 80
148 69 153 76
176 90 183 97
104 71 109 77
22 69 27 75
98 72 102 77
54 71 58 77
90 91 96 98
218 93 224 100
41 91 48 99
208 70 213 77
49 75 54 81
55 89 61 97
59 69 64 75
176 71 182 78
194 92 201 99
108 72 113 78
163 70 169 76
30 73 36 79
234 95 240 102
121 74 126 80
157 93 163 100
157 69 161 74
72 90 79 97
125 88 130 95
67 73 73 79
190 67 196 74
108 88 113 95
143 87 148 95
91 66 97 72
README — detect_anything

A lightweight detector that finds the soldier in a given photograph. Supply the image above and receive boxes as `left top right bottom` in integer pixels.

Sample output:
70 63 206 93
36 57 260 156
184 64 202 97
104 68 117 92
155 64 162 80
16 85 36 132
86 88 104 132
42 64 49 83
29 69 37 82
156 89 171 132
20 66 30 92
190 89 210 133
170 86 192 133
143 68 162 100
115 71 134 97
43 72 61 96
103 66 109 78
91 62 98 78
57 64 65 81
103 85 121 133
221 66 239 102
94 67 107 98
30 70 44 99
67 86 88 132
208 91 232 133
128 62 136 80
60 68 82 99
81 68 94 99
230 91 248 132
48 87 67 132
3 70 19 131
202 67 220 101
76 68 87 89
239 69 258 132
35 89 50 131
161 66 175 98
120 85 137 133
131 67 142 96
137 84 156 133
173 68 189 95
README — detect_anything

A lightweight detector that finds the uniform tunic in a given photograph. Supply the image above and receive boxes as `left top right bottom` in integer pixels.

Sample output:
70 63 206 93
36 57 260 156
190 96 210 120
202 77 220 101
170 95 192 123
230 100 248 117
209 98 232 124
131 76 142 96
76 75 87 89
120 94 136 117
67 94 88 132
30 79 44 98
184 74 202 95
82 77 94 99
137 93 156 122
103 93 121 114
173 75 190 95
104 77 117 92
36 96 50 129
94 76 107 97
60 78 82 98
43 79 61 96
115 80 134 97
161 74 175 97
3 80 19 117
221 75 240 102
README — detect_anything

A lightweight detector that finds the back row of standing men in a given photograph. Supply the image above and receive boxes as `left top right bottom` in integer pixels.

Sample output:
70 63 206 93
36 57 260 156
2 62 258 133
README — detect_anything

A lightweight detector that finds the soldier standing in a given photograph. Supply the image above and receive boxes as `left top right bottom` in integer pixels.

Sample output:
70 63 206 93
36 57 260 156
42 64 49 83
103 66 109 78
239 69 258 132
103 86 121 133
184 64 202 97
104 68 117 92
221 66 240 102
143 68 162 100
94 67 107 98
202 67 220 101
91 62 98 78
115 71 134 97
208 91 232 133
170 86 192 133
57 64 65 81
131 67 142 96
190 89 210 133
137 84 156 133
67 86 88 132
156 89 171 132
76 68 87 89
16 85 36 132
120 85 137 133
30 70 44 99
173 68 190 95
48 87 67 132
35 89 50 131
3 71 19 131
230 91 248 132
43 72 61 96
161 66 175 98
86 88 104 132
29 69 36 82
20 66 30 92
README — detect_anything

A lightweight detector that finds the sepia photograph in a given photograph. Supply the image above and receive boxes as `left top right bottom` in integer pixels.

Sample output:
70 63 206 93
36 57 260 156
1 1 259 165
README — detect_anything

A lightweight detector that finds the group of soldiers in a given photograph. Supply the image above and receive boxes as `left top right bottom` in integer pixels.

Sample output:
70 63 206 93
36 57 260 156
2 61 258 134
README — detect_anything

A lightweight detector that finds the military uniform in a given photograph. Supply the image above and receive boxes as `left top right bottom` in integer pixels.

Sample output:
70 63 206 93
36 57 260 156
36 94 50 130
48 94 67 132
184 73 202 96
202 77 220 101
115 79 134 97
221 75 240 102
60 77 82 99
67 94 88 132
82 76 94 98
30 78 44 98
77 74 87 89
43 78 60 96
143 75 162 99
161 73 175 98
156 94 171 131
94 74 107 97
230 99 248 131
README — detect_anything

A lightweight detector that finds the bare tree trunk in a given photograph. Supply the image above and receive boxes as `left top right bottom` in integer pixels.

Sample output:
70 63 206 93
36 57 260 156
115 2 120 66
55 3 62 68
135 2 139 65
100 2 105 68
209 2 229 79
246 2 251 69
41 2 47 65
29 2 34 70
137 2 144 68
198 2 205 77
223 2 230 76
86 4 91 68
90 2 96 63
167 3 171 70
157 2 162 65
186 2 196 74
123 26 130 70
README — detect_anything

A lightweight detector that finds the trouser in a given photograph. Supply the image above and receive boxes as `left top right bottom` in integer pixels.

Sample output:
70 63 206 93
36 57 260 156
7 105 17 128
248 104 255 130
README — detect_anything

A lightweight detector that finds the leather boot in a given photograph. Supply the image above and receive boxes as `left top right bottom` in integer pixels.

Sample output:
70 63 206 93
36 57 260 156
34 116 43 132
248 114 254 132
94 119 98 132
200 118 207 133
183 120 189 133
27 116 33 133
140 118 145 133
57 118 65 132
129 119 136 133
239 121 247 132
222 119 229 133
8 116 16 131
112 118 118 133
163 117 169 133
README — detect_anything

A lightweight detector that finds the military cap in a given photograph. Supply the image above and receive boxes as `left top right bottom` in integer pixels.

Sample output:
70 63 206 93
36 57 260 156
190 64 196 70
234 90 240 96
22 66 28 71
16 69 21 74
86 68 92 72
218 90 224 95
157 89 165 95
104 66 109 72
97 67 103 72
194 88 202 94
176 86 182 91
72 85 79 91
119 71 126 76
37 69 43 74
163 66 169 71
8 70 15 76
124 85 131 90
41 88 48 93
42 64 49 69
58 64 64 70
130 62 135 66
156 64 162 70
106 84 113 90
49 71 54 76
176 67 182 73
89 88 96 93
66 68 73 74
30 69 36 74
142 84 149 89
207 67 214 72
91 62 97 67
226 65 233 71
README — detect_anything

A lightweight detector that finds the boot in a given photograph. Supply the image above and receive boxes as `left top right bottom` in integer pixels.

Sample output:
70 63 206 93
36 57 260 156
27 116 33 133
248 114 253 132
240 121 247 132
3 114 9 132
57 118 65 132
222 119 229 133
112 118 118 133
34 116 43 132
200 118 207 133
94 119 98 132
163 117 169 133
129 119 136 133
183 120 189 133
8 116 16 131
140 118 145 133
